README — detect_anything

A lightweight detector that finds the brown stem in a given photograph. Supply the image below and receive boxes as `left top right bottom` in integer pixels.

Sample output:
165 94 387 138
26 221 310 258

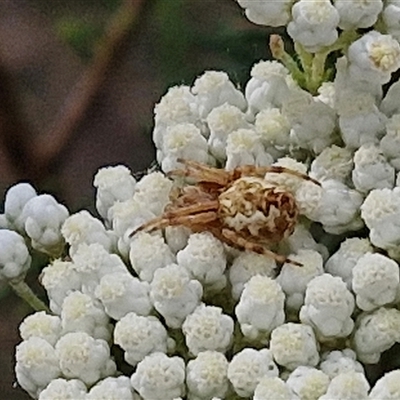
33 0 146 177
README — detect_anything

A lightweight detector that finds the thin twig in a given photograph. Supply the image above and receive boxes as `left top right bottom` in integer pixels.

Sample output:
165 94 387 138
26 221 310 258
33 0 146 176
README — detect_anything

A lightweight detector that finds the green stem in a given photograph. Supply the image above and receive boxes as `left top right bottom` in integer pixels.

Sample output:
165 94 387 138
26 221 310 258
9 280 51 313
269 34 306 87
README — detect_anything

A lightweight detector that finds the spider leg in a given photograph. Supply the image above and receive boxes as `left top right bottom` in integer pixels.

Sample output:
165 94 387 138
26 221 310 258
221 228 303 266
130 201 219 236
234 165 321 186
167 158 230 186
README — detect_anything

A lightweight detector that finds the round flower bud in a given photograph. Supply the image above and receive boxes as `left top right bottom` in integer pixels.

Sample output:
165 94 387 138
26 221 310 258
352 253 399 311
254 376 300 400
55 332 116 386
286 366 329 400
19 311 61 346
130 352 185 400
182 304 234 356
4 182 37 232
300 274 355 341
319 349 364 379
235 275 285 342
352 307 400 363
150 263 203 329
186 351 229 400
114 312 175 367
270 323 319 370
318 372 369 400
86 376 135 400
369 370 400 399
15 337 61 398
38 379 87 400
0 229 31 282
227 348 278 398
93 165 136 222
95 272 152 320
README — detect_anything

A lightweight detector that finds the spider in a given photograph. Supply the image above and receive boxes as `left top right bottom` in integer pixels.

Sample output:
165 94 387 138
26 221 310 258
130 159 320 266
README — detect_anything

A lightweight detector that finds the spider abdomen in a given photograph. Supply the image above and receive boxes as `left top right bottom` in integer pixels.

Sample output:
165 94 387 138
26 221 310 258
218 177 298 242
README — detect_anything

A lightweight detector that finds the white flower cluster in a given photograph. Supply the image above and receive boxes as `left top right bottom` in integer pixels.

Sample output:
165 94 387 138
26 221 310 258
6 1 400 399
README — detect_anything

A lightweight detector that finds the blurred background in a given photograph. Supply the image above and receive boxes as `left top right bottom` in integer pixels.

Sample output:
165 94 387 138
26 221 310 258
0 0 270 397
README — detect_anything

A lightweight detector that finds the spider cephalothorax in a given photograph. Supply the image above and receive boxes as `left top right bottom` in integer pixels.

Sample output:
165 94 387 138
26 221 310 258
131 159 320 266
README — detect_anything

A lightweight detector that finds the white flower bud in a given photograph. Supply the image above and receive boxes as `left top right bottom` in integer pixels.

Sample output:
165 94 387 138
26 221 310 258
61 291 112 341
318 372 369 400
254 376 300 400
207 103 250 161
150 263 203 329
254 108 291 151
287 0 339 53
297 179 364 234
338 91 386 149
95 272 152 320
277 250 324 313
270 323 319 370
352 143 395 193
130 232 175 282
352 307 400 363
153 85 199 150
310 145 353 182
348 31 400 84
319 349 364 379
286 366 330 400
334 0 383 30
325 237 373 289
114 312 175 367
130 352 185 400
300 274 355 341
159 123 211 173
369 370 400 399
186 351 229 400
40 259 82 314
4 182 37 232
192 71 246 119
87 376 136 400
352 253 399 311
225 128 273 170
70 243 127 296
361 187 400 250
177 232 227 291
55 332 116 386
0 229 31 281
38 378 87 400
229 251 276 301
182 304 234 356
284 90 336 154
62 210 115 255
15 337 61 398
236 0 293 27
21 194 69 256
93 165 136 222
227 348 278 398
19 311 61 346
246 61 292 114
235 275 285 341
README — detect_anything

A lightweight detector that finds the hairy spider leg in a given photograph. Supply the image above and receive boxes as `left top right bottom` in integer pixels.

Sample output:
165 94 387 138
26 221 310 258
130 201 219 236
221 228 303 267
234 165 321 186
167 158 230 186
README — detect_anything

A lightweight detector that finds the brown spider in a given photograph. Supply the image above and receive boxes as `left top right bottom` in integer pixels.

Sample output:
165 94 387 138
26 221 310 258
130 159 320 266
